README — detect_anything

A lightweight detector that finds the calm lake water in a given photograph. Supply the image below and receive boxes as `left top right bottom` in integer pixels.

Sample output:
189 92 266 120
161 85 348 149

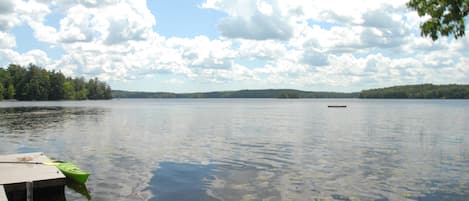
0 99 468 201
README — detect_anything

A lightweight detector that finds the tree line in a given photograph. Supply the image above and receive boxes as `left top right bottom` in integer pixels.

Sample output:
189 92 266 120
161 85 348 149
113 85 469 99
0 64 112 101
360 84 469 99
112 89 359 99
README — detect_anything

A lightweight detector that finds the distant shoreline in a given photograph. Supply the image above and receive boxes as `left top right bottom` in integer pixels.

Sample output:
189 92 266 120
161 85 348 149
111 89 359 99
112 84 469 99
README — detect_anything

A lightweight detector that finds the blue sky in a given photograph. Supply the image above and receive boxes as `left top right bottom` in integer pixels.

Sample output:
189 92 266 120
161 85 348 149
0 0 468 92
149 0 224 39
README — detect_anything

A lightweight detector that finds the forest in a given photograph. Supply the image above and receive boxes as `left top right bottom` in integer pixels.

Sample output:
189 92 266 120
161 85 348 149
360 84 469 99
112 89 359 99
3 64 468 100
114 85 469 99
0 64 112 101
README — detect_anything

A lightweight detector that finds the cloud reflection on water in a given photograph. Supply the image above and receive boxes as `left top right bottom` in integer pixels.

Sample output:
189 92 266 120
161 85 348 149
0 99 468 201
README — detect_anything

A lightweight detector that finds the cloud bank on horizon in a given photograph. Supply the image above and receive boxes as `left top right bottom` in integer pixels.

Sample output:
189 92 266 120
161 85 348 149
0 0 468 92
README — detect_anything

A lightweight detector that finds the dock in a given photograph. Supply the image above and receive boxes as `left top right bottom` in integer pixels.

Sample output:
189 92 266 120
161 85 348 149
0 152 66 201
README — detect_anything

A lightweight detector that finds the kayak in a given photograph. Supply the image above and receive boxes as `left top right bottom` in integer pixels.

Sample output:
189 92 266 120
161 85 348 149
55 162 90 184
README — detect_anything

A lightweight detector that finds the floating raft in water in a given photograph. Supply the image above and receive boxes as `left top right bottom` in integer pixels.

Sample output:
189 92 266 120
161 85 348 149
328 105 347 108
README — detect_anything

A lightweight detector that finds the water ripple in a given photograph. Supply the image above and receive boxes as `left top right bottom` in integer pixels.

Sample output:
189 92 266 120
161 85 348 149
1 99 468 200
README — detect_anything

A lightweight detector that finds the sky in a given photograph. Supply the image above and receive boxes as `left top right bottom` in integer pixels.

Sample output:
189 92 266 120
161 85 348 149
0 0 468 93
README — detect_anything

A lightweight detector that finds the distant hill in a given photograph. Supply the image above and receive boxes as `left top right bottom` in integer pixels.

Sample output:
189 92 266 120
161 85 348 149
360 84 469 99
113 84 469 99
112 89 360 99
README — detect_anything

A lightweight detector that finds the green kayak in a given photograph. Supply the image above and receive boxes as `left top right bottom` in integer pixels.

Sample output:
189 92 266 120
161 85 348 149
55 162 90 184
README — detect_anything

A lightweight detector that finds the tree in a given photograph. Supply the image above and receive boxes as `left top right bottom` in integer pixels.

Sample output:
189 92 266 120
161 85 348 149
2 64 111 101
0 84 4 100
359 84 469 99
73 78 88 100
1 68 16 99
6 84 15 99
8 64 27 100
104 85 112 99
86 78 110 99
22 64 50 100
63 81 76 100
0 68 7 98
49 71 65 100
407 0 469 40
87 78 97 99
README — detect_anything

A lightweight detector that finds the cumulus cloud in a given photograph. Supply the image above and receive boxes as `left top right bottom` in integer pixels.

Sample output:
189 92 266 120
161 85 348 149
238 39 287 60
359 5 408 49
58 5 95 43
167 36 237 69
203 0 294 40
100 2 156 45
54 1 155 44
218 13 293 40
0 0 467 91
0 0 20 31
0 0 14 14
301 49 329 67
0 32 16 48
0 49 51 67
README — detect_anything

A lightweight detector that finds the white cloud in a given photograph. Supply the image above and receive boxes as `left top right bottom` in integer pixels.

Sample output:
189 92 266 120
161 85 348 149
203 0 294 40
1 0 468 91
238 39 287 60
301 49 329 67
0 32 16 48
0 0 14 15
194 64 257 83
58 5 95 43
167 36 237 69
54 1 156 44
99 2 156 45
0 0 20 31
257 1 273 16
0 49 51 67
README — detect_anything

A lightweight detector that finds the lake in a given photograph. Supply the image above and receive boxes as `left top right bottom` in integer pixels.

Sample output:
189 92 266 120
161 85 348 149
0 99 468 201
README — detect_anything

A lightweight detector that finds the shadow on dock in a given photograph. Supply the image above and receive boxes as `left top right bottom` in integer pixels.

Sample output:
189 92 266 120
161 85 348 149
3 179 91 201
4 184 65 201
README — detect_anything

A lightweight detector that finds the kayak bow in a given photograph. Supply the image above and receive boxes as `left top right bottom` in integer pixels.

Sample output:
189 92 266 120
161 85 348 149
54 162 90 184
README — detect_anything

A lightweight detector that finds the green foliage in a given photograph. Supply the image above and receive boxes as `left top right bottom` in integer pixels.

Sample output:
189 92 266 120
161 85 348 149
20 64 51 100
87 78 110 100
0 64 112 101
407 0 469 40
49 71 66 100
0 69 8 98
104 85 112 99
0 68 16 99
277 92 300 99
7 84 15 99
63 81 76 100
73 78 88 100
0 84 4 100
360 84 469 99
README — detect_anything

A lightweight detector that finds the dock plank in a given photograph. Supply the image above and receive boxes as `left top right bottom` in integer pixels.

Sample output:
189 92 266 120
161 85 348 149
0 152 65 185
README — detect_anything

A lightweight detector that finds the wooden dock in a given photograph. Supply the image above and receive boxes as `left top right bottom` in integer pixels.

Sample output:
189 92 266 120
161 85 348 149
0 152 66 201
